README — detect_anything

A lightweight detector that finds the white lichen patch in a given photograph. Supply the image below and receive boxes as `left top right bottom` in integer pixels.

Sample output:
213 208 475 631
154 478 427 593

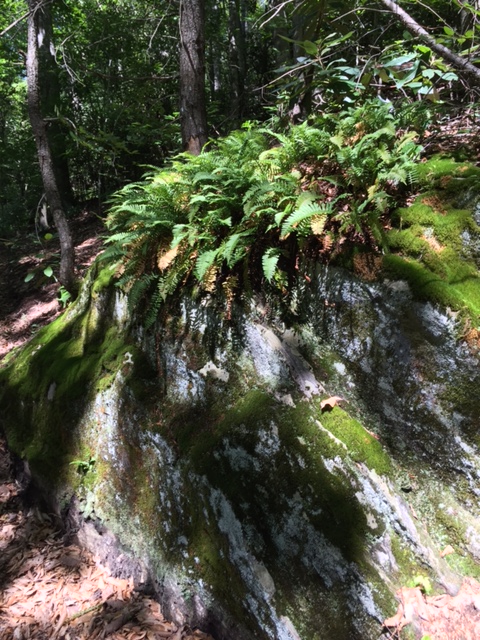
198 360 229 382
333 362 347 376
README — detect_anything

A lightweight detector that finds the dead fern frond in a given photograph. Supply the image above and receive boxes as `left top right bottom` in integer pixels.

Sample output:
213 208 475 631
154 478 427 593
158 245 179 271
203 265 219 293
222 275 238 320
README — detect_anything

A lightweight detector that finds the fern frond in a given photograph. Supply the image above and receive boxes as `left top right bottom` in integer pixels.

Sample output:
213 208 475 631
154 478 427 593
194 248 219 281
221 231 252 267
127 274 157 311
262 247 281 283
280 197 334 239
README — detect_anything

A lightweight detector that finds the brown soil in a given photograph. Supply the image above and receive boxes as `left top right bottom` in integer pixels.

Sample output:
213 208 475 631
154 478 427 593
383 581 480 639
0 209 105 360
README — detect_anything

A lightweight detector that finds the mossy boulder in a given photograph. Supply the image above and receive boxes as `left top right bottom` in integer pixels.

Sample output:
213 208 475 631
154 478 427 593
1 161 480 639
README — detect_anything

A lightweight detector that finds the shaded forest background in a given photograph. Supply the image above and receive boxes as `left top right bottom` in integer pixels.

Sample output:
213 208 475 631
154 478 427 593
1 0 480 281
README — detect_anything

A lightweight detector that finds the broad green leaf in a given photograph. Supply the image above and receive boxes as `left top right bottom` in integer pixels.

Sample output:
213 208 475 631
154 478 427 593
24 272 34 283
302 40 318 56
441 72 459 81
44 266 54 278
383 53 417 68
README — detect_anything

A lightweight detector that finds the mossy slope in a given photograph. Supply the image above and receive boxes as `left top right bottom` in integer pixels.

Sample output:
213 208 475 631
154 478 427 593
0 158 480 639
385 156 480 324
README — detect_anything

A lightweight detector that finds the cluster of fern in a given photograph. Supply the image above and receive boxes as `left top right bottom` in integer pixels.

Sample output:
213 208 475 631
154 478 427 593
101 100 421 325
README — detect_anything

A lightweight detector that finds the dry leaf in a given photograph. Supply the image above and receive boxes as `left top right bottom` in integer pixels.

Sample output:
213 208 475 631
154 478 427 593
440 544 455 558
310 214 326 236
157 246 178 271
320 396 344 412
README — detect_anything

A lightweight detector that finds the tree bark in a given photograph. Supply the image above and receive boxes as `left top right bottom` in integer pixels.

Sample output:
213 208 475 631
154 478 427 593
228 0 247 124
36 0 74 207
379 0 480 87
179 0 208 155
27 0 77 294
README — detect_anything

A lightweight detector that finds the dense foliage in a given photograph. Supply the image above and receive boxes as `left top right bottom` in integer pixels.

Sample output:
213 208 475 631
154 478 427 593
102 101 422 325
2 0 480 304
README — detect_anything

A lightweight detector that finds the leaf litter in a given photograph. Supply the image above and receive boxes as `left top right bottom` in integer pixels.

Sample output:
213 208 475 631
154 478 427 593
383 579 480 639
0 437 214 640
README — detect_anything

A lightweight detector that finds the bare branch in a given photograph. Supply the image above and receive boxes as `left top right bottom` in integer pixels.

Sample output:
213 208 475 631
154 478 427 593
379 0 480 86
0 10 31 37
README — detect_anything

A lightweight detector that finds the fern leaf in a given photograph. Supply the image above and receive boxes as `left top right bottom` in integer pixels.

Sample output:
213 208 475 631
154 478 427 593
222 231 252 267
310 214 327 236
280 198 333 239
127 274 157 311
193 171 217 183
262 248 281 283
194 248 219 281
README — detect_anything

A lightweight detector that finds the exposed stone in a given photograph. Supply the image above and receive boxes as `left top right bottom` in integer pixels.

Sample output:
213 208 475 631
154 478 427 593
1 256 480 639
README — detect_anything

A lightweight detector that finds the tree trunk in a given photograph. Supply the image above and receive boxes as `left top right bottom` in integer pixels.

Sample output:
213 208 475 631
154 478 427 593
27 0 77 294
228 0 247 125
179 0 208 155
379 0 480 87
36 0 74 207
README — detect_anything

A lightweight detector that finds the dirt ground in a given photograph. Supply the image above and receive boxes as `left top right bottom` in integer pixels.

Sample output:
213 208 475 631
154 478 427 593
0 209 104 360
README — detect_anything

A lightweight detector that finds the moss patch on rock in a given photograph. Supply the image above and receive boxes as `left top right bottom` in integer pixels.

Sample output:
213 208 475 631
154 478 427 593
384 157 480 324
0 269 142 484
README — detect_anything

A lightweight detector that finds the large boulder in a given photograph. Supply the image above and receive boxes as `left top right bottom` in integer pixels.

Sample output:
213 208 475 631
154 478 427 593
2 255 480 639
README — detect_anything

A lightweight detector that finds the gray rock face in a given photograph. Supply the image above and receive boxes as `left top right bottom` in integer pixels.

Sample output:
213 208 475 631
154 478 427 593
2 264 480 640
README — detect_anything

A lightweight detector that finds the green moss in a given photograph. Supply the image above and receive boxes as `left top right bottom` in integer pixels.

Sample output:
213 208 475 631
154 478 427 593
385 155 480 324
318 406 392 475
162 391 390 564
415 156 480 190
0 270 144 484
91 263 116 295
384 254 480 321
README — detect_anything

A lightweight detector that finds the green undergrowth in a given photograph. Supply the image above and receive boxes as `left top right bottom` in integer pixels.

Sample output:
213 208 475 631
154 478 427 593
101 100 421 327
385 156 480 324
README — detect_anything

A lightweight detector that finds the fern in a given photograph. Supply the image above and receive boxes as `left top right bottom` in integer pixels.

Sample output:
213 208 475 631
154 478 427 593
221 231 252 267
194 248 220 281
280 195 334 239
262 247 281 283
101 101 422 324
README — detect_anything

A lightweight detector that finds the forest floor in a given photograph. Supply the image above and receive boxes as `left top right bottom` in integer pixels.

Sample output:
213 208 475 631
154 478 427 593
0 434 213 640
0 208 104 360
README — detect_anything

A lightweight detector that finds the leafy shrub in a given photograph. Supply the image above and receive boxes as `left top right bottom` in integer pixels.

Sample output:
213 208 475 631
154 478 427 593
101 101 422 325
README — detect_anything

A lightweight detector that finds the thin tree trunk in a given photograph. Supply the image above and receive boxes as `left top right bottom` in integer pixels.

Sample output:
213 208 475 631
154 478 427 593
379 0 480 86
27 0 76 294
37 0 74 207
179 0 208 154
228 0 247 124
